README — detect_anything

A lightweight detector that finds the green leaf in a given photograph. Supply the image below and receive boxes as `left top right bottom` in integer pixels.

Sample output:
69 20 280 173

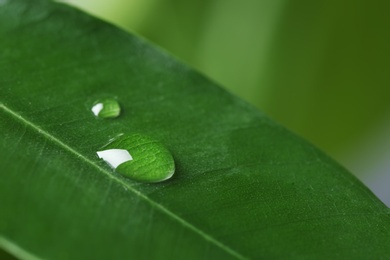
0 0 389 259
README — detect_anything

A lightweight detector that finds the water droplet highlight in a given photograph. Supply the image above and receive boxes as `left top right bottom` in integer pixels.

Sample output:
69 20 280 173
97 149 133 168
91 98 120 118
97 133 175 183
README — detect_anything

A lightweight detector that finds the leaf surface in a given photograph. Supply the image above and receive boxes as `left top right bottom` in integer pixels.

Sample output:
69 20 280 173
0 0 389 259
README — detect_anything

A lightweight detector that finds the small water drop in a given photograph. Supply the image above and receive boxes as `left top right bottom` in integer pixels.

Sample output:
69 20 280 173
91 98 120 118
97 133 175 183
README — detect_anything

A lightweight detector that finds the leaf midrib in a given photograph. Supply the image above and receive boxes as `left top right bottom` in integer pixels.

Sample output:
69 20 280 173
0 236 42 260
0 103 247 260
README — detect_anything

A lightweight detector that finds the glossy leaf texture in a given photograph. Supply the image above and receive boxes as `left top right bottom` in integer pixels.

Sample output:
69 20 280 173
0 0 389 259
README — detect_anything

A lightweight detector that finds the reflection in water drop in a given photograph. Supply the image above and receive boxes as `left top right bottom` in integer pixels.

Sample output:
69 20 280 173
97 133 175 183
96 149 133 168
91 98 120 118
91 103 103 116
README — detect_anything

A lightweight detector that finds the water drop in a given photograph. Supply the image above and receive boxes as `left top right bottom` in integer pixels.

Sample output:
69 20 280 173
97 133 175 183
91 98 120 118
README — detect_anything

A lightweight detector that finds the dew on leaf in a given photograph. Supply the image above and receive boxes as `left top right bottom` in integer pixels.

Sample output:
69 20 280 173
91 98 120 118
97 133 175 183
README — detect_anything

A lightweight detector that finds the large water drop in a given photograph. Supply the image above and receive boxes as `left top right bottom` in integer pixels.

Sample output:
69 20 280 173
97 133 175 183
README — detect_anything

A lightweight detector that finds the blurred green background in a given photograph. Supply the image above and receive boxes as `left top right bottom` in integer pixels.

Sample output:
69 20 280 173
59 0 390 205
